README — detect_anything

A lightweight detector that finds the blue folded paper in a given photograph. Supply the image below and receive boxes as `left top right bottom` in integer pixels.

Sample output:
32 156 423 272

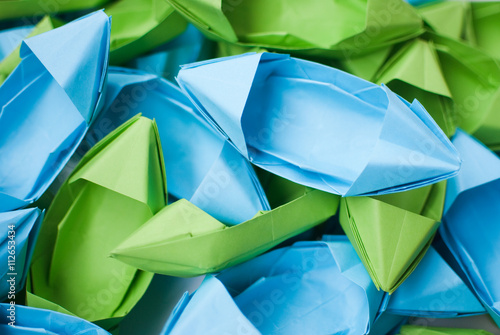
0 304 110 334
0 25 34 61
81 67 269 225
129 24 210 82
387 246 486 318
440 129 500 327
162 276 261 335
176 52 461 196
164 237 387 335
0 208 43 300
0 11 110 212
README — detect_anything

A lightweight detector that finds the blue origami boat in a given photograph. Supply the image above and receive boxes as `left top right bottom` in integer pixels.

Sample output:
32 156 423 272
0 11 110 211
177 52 461 196
441 129 500 327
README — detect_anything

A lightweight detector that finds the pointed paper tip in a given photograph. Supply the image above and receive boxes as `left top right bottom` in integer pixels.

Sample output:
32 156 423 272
22 11 111 123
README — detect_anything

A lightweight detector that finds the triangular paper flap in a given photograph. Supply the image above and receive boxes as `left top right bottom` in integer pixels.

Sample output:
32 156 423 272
0 192 29 213
167 0 238 42
372 181 446 223
177 53 265 157
341 196 440 292
21 11 110 123
0 16 64 84
102 67 158 112
445 130 500 213
376 39 451 98
190 142 271 225
363 0 423 47
322 238 375 292
418 1 470 40
217 248 287 296
166 276 260 335
388 247 485 316
111 199 225 256
347 89 461 196
70 117 166 213
322 237 384 327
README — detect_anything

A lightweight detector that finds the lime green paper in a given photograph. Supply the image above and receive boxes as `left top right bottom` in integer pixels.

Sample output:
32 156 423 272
417 1 475 42
472 2 500 60
340 182 445 293
105 0 187 64
165 0 423 58
431 33 500 149
0 0 109 20
374 38 456 136
399 325 493 335
28 115 167 323
0 16 63 84
110 173 339 277
373 32 500 144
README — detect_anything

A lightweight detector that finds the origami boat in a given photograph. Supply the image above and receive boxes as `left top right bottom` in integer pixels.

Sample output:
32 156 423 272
29 116 165 324
440 129 500 327
177 52 461 196
0 11 110 211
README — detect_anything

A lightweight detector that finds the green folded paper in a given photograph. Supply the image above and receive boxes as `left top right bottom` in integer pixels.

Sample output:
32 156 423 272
373 32 500 146
105 0 188 64
165 0 423 58
374 37 456 137
399 325 493 335
0 0 109 21
0 1 188 81
28 115 166 325
472 2 500 60
417 1 475 42
110 172 339 277
0 16 63 84
340 182 445 293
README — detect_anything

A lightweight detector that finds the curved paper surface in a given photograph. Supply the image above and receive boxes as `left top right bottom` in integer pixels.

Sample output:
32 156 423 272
177 52 461 197
111 174 339 277
29 116 166 323
0 11 110 211
441 130 500 327
340 182 445 292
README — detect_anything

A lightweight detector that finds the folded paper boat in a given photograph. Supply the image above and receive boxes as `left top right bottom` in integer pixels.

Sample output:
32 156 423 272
177 52 461 196
440 129 500 327
0 11 110 211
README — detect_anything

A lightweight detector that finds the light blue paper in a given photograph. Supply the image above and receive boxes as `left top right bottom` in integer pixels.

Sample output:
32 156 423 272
441 129 500 327
0 25 34 61
0 208 43 300
164 237 385 335
0 304 110 334
129 24 209 82
81 67 269 225
176 52 461 196
0 11 110 212
161 276 260 335
387 246 486 318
